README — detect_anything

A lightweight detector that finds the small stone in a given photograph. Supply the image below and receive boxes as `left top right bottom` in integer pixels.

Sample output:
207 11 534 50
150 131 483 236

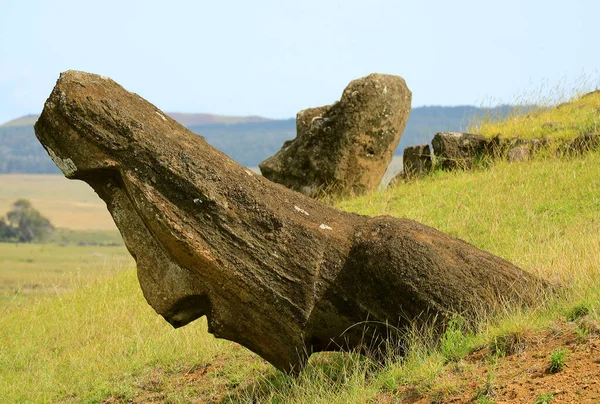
294 205 309 216
403 144 432 177
507 146 531 162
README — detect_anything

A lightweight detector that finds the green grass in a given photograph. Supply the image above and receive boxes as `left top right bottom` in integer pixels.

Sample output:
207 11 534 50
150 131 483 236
0 270 245 403
470 90 600 143
474 371 496 403
0 269 388 403
535 392 554 404
50 228 124 246
564 302 591 322
548 348 567 373
0 242 131 308
439 316 474 363
339 154 600 287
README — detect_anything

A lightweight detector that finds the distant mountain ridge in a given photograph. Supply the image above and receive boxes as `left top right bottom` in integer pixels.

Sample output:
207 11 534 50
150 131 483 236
0 105 516 173
0 114 39 127
163 113 272 126
0 113 272 128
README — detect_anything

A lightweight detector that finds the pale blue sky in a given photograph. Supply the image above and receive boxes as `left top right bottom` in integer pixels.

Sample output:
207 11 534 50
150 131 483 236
0 0 598 124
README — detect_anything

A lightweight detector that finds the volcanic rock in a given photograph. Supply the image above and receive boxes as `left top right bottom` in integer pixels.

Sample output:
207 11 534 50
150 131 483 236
259 73 412 197
507 146 531 162
403 144 432 177
431 132 490 170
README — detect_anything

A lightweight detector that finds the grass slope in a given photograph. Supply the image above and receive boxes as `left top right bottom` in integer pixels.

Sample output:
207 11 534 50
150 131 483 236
339 154 600 289
0 270 239 403
471 90 600 142
2 149 599 402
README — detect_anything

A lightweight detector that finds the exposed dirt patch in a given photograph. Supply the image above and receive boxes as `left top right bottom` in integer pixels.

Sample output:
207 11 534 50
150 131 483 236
397 320 600 403
103 344 266 403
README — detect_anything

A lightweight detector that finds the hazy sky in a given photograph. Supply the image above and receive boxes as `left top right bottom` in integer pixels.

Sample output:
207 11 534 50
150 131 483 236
0 0 598 124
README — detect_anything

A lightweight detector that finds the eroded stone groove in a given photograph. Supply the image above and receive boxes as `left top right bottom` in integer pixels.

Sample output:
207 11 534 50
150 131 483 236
35 71 548 373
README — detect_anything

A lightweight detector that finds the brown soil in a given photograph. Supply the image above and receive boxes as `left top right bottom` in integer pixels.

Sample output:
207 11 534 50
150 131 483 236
103 320 600 403
396 320 600 403
104 344 261 404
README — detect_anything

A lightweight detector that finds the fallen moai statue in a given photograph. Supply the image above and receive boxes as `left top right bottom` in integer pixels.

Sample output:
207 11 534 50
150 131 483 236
35 71 548 373
260 73 411 197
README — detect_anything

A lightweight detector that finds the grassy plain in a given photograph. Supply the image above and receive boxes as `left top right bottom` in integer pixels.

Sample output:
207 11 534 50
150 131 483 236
0 243 131 308
0 173 128 307
0 174 117 230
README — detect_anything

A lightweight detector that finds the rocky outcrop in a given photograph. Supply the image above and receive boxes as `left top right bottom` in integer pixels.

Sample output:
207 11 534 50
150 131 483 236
35 71 548 373
259 73 412 197
403 144 432 177
431 132 490 170
430 132 556 169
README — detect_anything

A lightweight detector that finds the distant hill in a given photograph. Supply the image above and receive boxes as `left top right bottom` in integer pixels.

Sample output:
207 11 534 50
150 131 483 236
164 113 272 126
0 106 517 174
0 113 271 128
0 114 39 127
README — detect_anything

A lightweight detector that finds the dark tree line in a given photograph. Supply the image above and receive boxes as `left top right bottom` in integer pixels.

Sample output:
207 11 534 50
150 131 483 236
0 199 55 242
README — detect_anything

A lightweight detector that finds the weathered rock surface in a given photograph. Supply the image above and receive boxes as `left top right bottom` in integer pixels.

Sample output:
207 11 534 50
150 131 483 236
507 146 531 162
403 144 432 177
35 71 548 373
431 132 490 170
259 73 412 197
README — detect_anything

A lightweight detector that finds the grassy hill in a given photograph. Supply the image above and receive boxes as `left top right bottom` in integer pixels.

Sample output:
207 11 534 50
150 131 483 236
0 174 129 307
1 92 599 402
472 90 600 142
